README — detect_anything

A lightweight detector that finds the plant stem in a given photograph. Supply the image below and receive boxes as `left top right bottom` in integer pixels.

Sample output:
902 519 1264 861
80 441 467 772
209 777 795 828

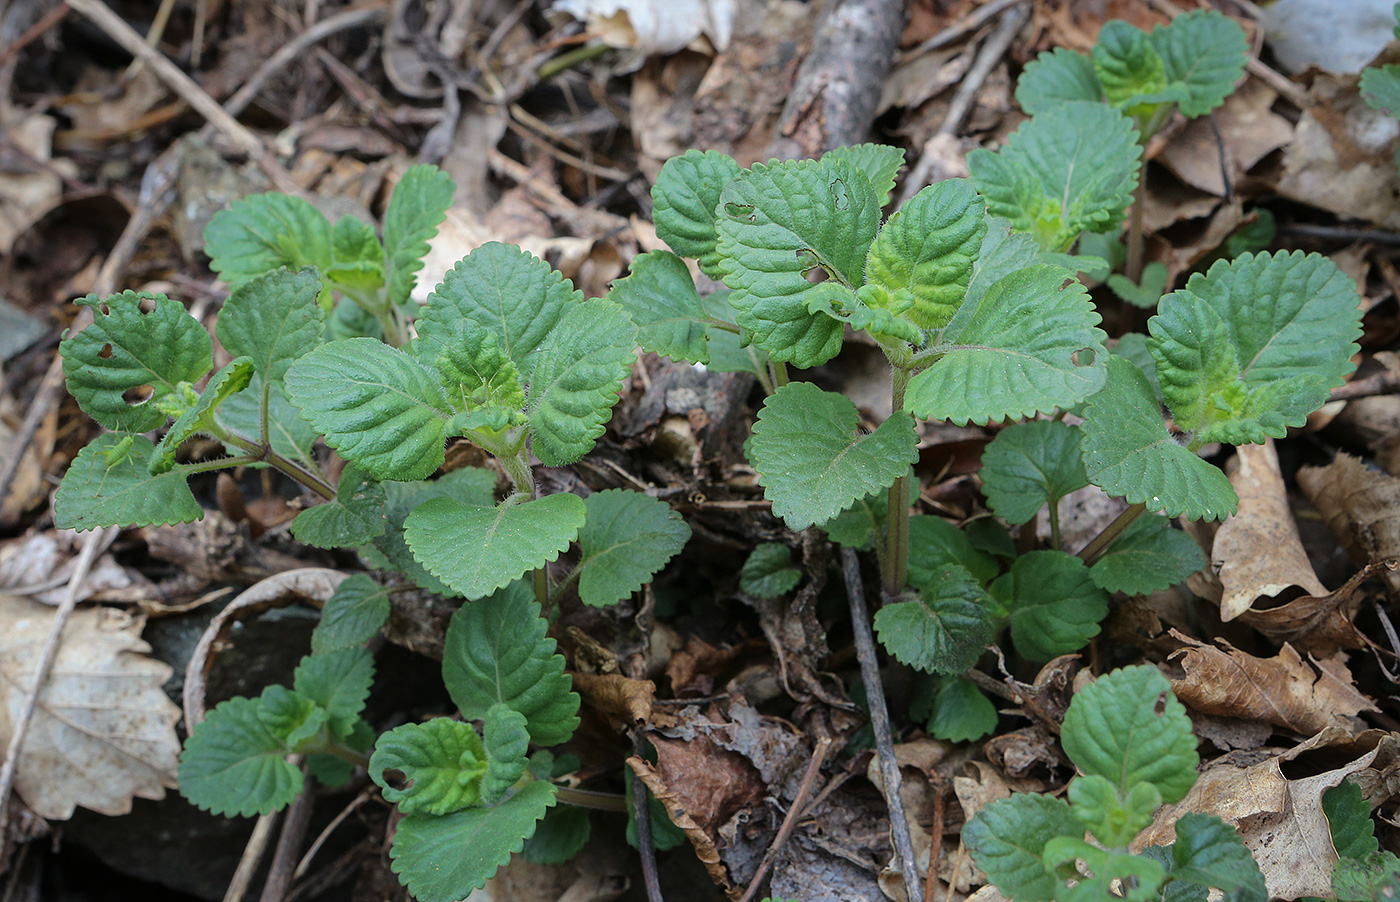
538 41 611 81
1076 501 1146 565
881 365 914 596
556 785 630 812
768 360 790 389
1124 166 1147 285
1049 497 1062 551
209 425 337 500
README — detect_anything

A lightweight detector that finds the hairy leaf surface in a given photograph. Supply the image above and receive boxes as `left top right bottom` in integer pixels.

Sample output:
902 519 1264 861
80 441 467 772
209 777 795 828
383 164 455 303
1090 514 1204 595
312 573 390 652
608 250 719 364
149 356 254 473
215 267 325 383
979 419 1088 525
739 543 801 598
1150 10 1249 118
370 718 488 815
575 490 690 607
178 696 301 817
203 193 333 286
992 551 1108 661
480 704 530 804
822 143 906 205
294 647 374 736
55 434 203 531
652 149 742 279
292 465 386 549
1015 47 1102 115
873 566 994 674
964 793 1080 902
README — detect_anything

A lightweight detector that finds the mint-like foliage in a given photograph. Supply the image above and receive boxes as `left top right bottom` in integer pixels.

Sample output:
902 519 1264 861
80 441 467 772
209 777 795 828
1093 21 1183 112
370 719 489 815
1324 781 1379 861
652 149 743 279
979 419 1088 526
312 574 390 653
904 265 1108 424
907 514 999 585
215 267 326 384
293 647 373 737
608 249 726 365
362 468 496 597
1149 10 1249 118
389 780 555 902
822 143 906 206
714 158 882 366
204 193 334 289
1016 47 1102 115
441 580 580 747
824 491 888 549
480 704 530 804
149 357 254 474
575 490 690 607
405 494 586 600
178 696 305 817
433 319 526 420
62 291 213 432
1362 66 1400 118
747 382 918 531
1081 357 1237 521
383 164 454 304
55 433 203 530
964 793 1081 902
1334 854 1400 902
873 565 994 674
968 102 1141 252
921 676 997 743
1090 514 1204 595
522 806 591 864
1160 812 1267 902
990 551 1108 661
292 464 386 549
1147 251 1362 446
739 543 801 598
216 377 318 468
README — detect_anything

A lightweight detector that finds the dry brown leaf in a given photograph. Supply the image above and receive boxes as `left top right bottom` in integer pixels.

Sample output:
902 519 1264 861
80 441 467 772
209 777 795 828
1298 451 1400 597
626 754 737 897
1169 633 1377 736
1214 440 1327 621
1158 79 1294 197
571 672 655 729
0 596 181 819
1235 561 1384 653
0 109 70 255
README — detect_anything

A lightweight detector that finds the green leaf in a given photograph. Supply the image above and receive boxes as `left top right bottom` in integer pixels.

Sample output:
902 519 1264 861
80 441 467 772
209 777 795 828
991 551 1108 661
328 216 384 292
625 769 688 851
575 490 690 607
652 149 742 279
1061 664 1199 804
526 299 637 467
747 382 918 531
739 543 801 598
1068 773 1162 848
1167 812 1267 902
54 433 203 531
1324 780 1379 861
714 158 881 366
923 676 998 743
417 242 581 372
521 805 591 864
1362 65 1400 117
362 468 498 597
1151 10 1249 118
149 356 254 474
285 338 452 481
907 514 999 586
383 164 455 304
390 781 556 902
873 565 994 674
294 646 374 735
823 490 888 549
312 573 390 653
214 267 325 383
405 494 586 600
1090 514 1203 595
432 318 526 416
822 143 906 205
178 696 303 817
905 265 1107 425
203 193 333 286
858 179 985 330
701 289 767 377
1334 852 1400 902
1016 47 1103 115
964 517 1016 559
1107 261 1169 309
964 217 1043 307
607 250 718 364
968 102 1141 251
964 793 1081 902
1093 21 1181 111
481 704 531 804
980 420 1088 525
369 718 487 815
1147 251 1362 446
442 579 581 747
62 291 214 432
1080 356 1238 521
257 685 328 749
292 464 387 549
1043 839 1167 902
216 377 319 469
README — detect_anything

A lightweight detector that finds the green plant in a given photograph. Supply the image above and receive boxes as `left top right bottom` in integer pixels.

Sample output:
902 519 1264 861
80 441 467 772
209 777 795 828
965 665 1267 902
1316 780 1400 902
1361 4 1400 177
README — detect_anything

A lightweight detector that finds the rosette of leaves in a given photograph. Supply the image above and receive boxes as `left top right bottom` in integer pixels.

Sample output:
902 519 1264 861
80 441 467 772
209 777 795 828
965 665 1266 902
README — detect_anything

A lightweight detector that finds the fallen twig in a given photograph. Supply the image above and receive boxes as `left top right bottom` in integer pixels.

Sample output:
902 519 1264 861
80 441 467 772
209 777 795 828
900 0 1023 59
631 731 665 902
737 735 833 902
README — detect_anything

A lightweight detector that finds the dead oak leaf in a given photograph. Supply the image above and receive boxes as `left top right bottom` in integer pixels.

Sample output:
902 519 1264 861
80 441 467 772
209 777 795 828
0 595 181 819
1298 451 1400 598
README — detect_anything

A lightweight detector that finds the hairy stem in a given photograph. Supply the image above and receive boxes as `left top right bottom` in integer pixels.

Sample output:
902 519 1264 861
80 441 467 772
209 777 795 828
1049 498 1062 551
555 785 629 812
1076 501 1146 565
211 425 336 500
881 365 914 596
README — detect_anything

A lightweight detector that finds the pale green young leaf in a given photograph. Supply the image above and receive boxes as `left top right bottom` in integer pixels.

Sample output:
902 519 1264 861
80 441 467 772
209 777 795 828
526 299 637 467
1166 813 1267 902
1068 773 1162 848
362 468 498 597
329 216 382 273
1151 10 1249 118
149 356 254 474
1112 332 1163 402
747 382 918 531
389 781 556 902
285 337 452 481
964 793 1081 902
904 265 1107 425
1324 780 1379 861
481 704 530 804
442 579 581 747
963 217 1042 308
607 250 720 364
1081 356 1237 521
417 242 582 371
203 193 333 285
1107 260 1169 309
1362 65 1400 117
714 158 881 366
821 143 906 205
1015 47 1103 115
992 550 1108 661
292 464 386 549
1092 20 1180 110
178 696 302 817
294 646 374 736
214 267 325 383
575 490 690 607
1147 251 1361 446
256 685 328 749
968 103 1141 252
216 377 318 468
858 179 985 330
907 514 999 586
1090 514 1204 595
383 164 455 304
873 565 994 674
62 291 213 432
55 433 203 531
740 543 801 598
1061 664 1199 804
823 491 887 549
312 573 390 653
433 318 526 414
802 285 922 345
522 806 591 864
651 149 742 279
979 420 1088 526
922 676 997 743
369 718 487 815
405 494 586 600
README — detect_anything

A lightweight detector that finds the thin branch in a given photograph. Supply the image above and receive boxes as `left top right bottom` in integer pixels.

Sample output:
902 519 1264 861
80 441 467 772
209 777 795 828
737 736 833 902
259 766 317 902
631 732 665 902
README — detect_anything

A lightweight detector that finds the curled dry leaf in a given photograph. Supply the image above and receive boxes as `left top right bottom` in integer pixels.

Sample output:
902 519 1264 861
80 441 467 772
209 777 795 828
1236 560 1387 653
1168 631 1377 736
626 754 734 894
0 595 181 819
1298 451 1400 597
1214 440 1327 621
570 672 655 729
